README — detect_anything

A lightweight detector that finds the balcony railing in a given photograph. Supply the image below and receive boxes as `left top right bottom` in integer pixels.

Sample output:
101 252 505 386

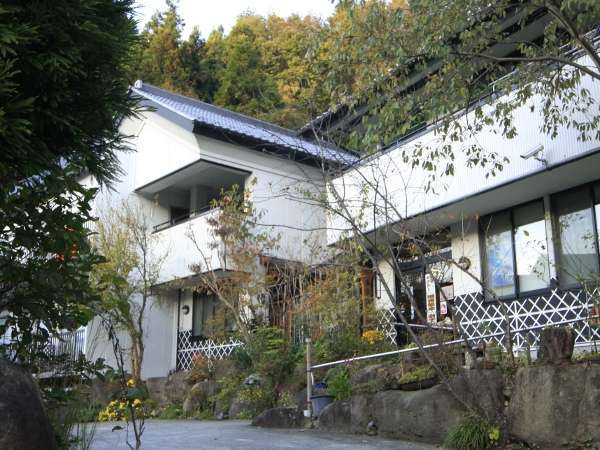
153 204 216 233
153 207 224 282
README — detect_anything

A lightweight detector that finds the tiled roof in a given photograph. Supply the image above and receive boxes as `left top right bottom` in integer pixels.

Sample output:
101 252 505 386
131 81 358 166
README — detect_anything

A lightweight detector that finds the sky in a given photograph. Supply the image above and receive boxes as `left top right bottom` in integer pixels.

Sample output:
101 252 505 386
135 0 336 38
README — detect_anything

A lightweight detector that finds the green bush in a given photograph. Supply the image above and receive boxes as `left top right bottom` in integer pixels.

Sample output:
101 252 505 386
157 404 184 420
326 366 352 400
444 415 500 450
398 365 436 384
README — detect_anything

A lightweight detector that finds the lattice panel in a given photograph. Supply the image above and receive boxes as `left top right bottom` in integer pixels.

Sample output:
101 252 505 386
375 308 398 344
176 330 243 371
454 288 600 351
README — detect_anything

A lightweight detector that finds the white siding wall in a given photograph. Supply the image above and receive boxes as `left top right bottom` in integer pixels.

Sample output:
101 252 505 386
450 219 484 297
328 55 600 245
375 259 396 309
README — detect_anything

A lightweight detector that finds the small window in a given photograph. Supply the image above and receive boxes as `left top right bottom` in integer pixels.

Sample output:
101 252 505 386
482 200 550 299
554 185 600 286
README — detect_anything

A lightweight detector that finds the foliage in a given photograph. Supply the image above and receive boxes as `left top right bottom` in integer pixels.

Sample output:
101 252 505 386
186 354 213 384
0 0 136 363
156 403 184 420
91 201 167 382
320 0 600 164
397 365 436 384
190 181 280 344
362 329 385 345
444 415 501 450
97 397 145 422
326 366 353 400
236 383 277 418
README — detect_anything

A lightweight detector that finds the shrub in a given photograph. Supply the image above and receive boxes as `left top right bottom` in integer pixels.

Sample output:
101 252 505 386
398 365 436 384
157 404 184 420
187 354 213 384
236 384 276 418
444 415 501 450
326 366 352 400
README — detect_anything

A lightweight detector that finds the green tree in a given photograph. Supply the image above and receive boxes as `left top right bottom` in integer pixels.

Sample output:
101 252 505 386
214 15 283 120
316 0 599 163
0 0 136 361
92 202 167 383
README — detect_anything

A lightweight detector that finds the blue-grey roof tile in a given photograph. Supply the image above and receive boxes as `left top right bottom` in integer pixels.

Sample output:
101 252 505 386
132 81 358 166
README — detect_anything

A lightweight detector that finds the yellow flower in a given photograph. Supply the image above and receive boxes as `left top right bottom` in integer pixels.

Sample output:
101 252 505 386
362 330 384 345
119 401 126 409
132 398 142 408
127 378 135 387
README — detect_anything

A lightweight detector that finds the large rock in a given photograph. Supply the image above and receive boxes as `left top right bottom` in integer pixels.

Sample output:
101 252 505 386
318 400 351 432
350 369 504 444
508 364 600 447
352 387 467 442
448 368 504 420
252 407 303 428
350 363 402 393
229 393 253 419
182 380 217 415
0 360 58 450
538 327 575 364
146 371 188 405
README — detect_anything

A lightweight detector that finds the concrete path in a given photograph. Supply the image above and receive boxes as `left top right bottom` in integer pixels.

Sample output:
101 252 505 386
89 420 438 450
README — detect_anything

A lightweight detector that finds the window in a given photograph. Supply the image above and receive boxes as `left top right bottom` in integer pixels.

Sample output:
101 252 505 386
192 293 218 339
482 200 550 298
553 183 600 286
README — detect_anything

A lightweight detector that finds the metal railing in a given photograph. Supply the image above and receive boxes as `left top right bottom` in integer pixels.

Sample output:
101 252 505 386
309 314 599 371
153 205 217 233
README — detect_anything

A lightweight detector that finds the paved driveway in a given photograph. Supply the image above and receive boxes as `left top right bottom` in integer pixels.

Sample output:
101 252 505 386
90 420 438 450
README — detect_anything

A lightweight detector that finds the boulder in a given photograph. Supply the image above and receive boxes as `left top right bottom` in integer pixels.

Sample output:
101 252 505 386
538 327 575 364
229 393 253 419
448 368 504 420
182 380 217 415
352 386 467 443
350 363 400 393
146 372 189 406
318 400 351 432
0 360 58 450
252 407 303 428
508 364 600 447
350 369 504 444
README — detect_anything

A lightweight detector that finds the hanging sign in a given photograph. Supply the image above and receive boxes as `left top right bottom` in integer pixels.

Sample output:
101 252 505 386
425 274 437 323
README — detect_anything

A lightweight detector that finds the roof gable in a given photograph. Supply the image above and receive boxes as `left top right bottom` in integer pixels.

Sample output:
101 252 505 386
131 81 358 167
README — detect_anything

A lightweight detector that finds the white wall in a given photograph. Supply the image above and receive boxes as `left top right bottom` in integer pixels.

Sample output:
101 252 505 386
84 294 177 379
450 219 484 297
328 55 600 245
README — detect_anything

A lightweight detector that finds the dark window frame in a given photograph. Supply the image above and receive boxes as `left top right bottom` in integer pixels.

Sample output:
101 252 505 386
551 181 600 289
480 198 551 302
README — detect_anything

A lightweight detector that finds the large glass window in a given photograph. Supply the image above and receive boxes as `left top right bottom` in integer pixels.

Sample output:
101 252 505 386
554 185 600 286
482 200 550 298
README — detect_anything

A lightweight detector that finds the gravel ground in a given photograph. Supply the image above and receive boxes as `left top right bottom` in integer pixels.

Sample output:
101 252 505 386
89 419 439 450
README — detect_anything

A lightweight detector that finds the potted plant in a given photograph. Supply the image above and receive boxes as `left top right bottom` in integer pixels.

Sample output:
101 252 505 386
397 365 437 391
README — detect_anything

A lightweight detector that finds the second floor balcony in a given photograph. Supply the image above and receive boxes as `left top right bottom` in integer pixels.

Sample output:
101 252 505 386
135 158 249 283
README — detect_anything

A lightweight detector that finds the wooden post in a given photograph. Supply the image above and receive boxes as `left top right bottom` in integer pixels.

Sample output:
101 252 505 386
305 337 312 419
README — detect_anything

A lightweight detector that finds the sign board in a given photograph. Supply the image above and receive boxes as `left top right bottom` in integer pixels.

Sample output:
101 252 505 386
425 274 437 323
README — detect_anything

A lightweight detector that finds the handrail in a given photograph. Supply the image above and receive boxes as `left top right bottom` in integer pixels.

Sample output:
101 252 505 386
310 314 599 370
153 205 218 233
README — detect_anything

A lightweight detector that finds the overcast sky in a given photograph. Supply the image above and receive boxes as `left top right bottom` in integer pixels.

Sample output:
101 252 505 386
135 0 336 38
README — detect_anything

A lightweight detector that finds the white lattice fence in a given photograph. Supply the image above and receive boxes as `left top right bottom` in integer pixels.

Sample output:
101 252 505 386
176 330 243 371
375 308 398 344
454 288 600 351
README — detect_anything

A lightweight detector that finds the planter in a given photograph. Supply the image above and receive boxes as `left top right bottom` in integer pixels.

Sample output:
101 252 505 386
399 377 437 391
311 394 334 418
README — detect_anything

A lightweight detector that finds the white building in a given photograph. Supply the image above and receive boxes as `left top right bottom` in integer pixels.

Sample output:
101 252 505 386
80 81 356 379
320 52 600 353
